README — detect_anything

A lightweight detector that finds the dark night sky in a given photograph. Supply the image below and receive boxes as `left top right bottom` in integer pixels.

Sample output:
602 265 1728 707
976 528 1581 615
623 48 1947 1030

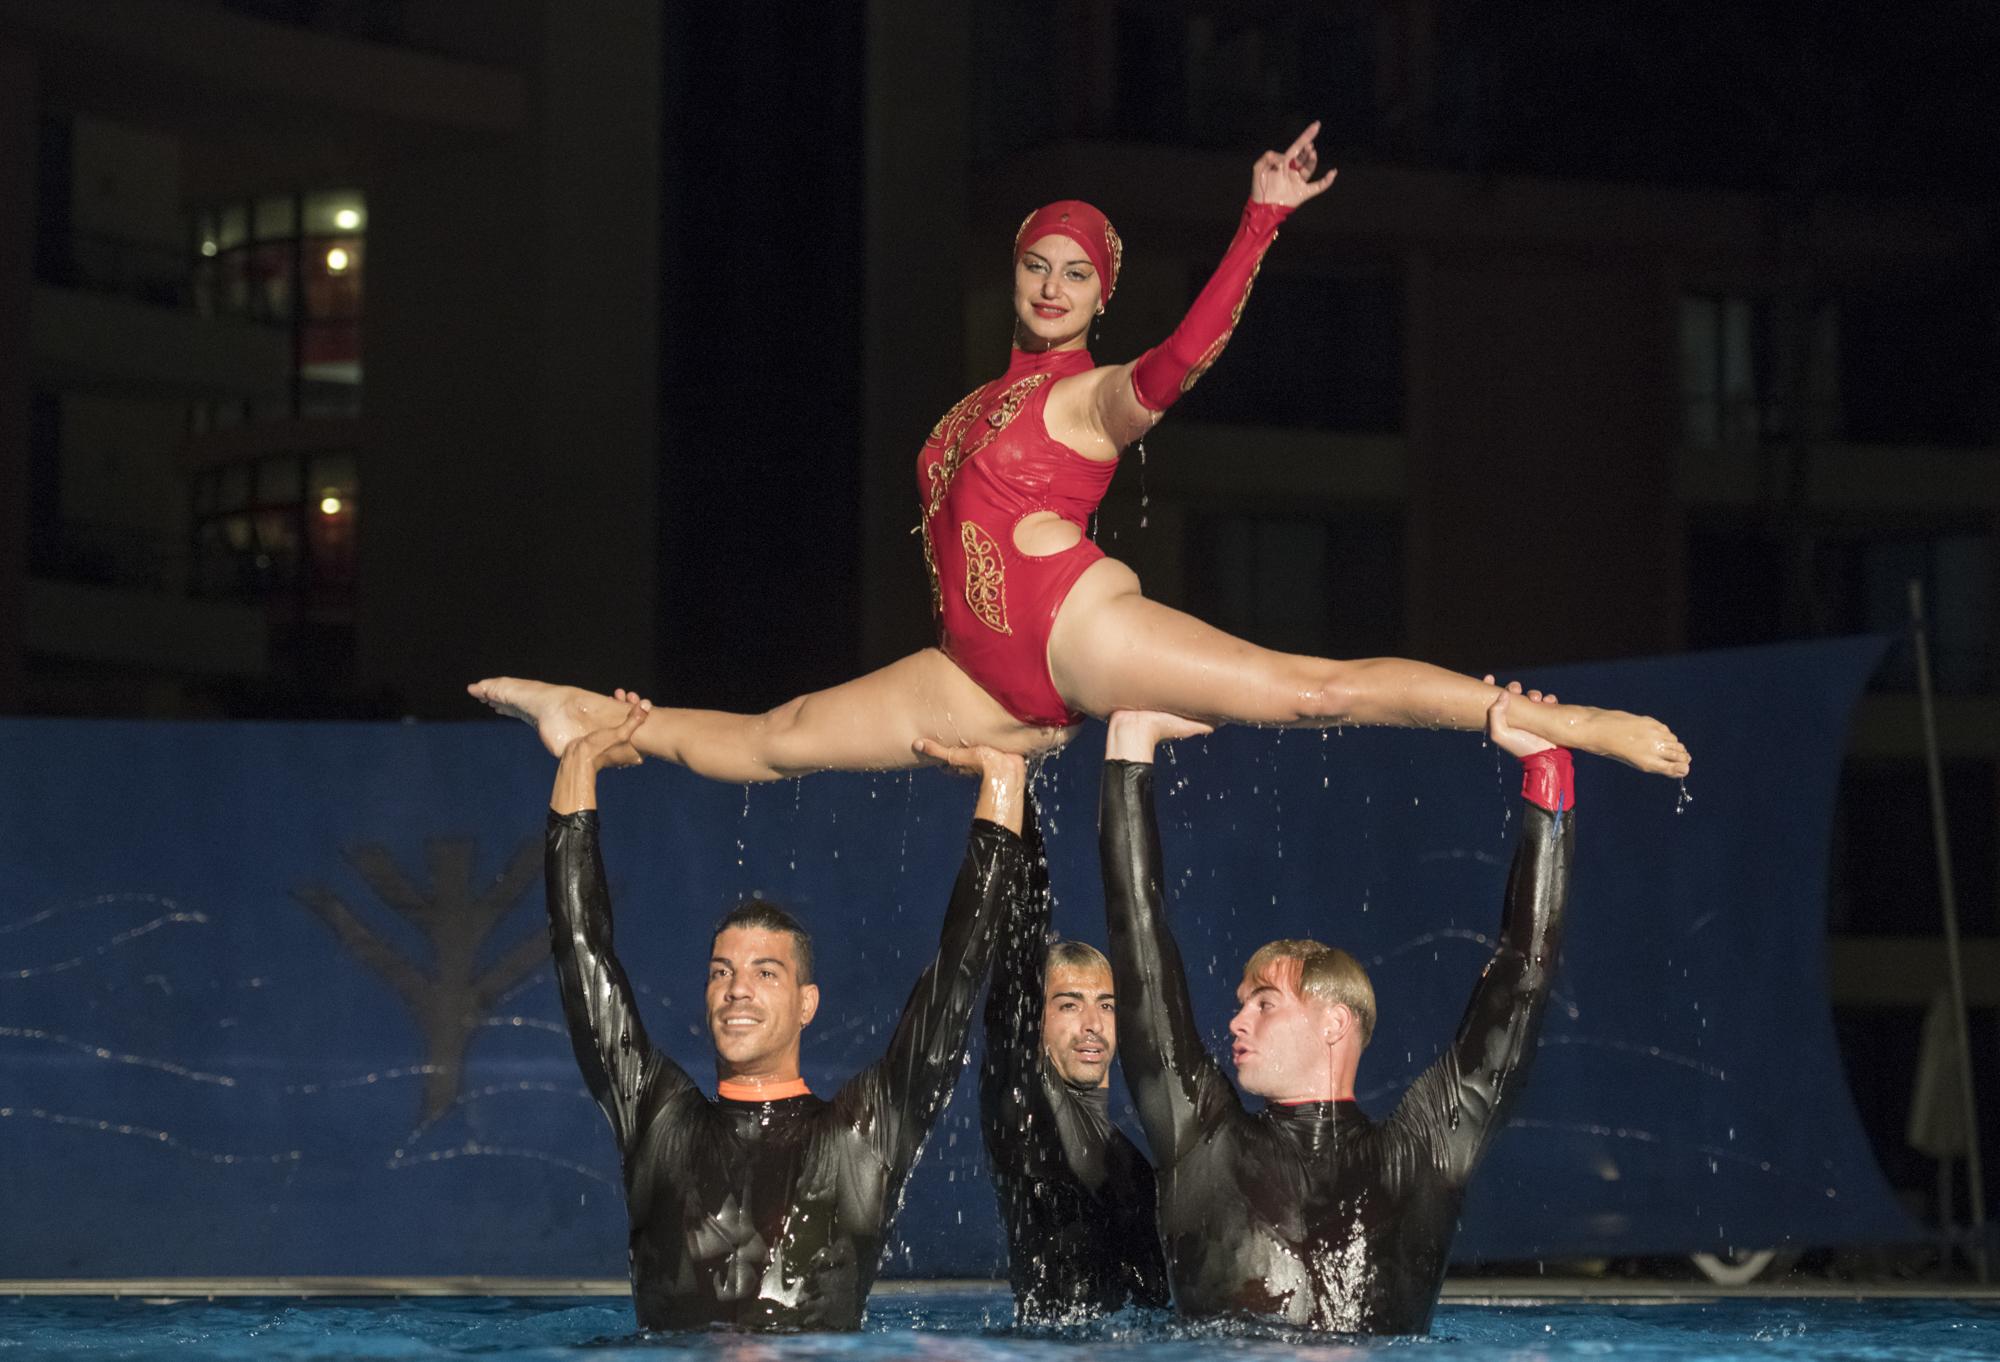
1434 1 2000 201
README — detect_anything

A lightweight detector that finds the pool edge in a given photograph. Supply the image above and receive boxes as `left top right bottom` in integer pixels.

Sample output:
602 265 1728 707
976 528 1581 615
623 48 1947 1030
5 1277 2000 1302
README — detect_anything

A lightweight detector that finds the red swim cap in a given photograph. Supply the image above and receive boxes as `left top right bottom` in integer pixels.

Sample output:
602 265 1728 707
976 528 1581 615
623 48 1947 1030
1013 200 1123 301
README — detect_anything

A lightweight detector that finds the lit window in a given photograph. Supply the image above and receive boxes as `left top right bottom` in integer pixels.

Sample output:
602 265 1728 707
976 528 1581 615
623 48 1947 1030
187 190 365 422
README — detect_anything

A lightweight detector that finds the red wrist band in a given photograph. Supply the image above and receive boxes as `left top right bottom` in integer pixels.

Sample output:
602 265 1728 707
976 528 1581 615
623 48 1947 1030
1130 199 1292 411
1520 747 1575 814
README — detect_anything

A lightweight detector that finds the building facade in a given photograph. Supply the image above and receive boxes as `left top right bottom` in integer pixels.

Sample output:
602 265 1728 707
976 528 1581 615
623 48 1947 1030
1 0 661 718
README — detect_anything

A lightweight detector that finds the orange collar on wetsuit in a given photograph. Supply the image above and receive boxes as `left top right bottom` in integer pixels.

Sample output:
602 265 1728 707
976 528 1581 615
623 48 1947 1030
717 1077 812 1102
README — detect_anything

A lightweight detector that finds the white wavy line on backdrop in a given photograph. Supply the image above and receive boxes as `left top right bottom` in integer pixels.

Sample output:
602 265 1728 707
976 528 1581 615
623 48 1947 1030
0 1103 301 1165
0 892 191 936
0 1025 238 1086
479 1015 569 1036
386 1142 613 1187
4 912 210 979
402 1080 594 1149
283 1064 445 1094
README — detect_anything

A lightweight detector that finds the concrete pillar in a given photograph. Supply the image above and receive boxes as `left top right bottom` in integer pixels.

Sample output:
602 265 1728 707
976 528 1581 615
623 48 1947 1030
527 0 659 690
360 0 658 716
860 0 971 667
1405 247 1680 671
0 44 34 711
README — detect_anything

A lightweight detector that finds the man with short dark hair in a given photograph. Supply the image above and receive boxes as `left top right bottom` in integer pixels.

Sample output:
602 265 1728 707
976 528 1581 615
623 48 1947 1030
979 811 1169 1324
546 696 1031 1331
1100 692 1574 1334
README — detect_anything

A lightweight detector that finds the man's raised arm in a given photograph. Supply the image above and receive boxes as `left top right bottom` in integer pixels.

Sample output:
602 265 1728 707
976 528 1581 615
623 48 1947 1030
1392 691 1574 1187
546 697 693 1159
980 794 1051 1146
844 743 1030 1172
1100 711 1236 1171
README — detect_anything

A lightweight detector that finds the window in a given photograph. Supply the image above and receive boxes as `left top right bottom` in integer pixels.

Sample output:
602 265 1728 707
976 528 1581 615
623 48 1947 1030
1686 522 1994 694
1186 512 1401 658
1180 273 1403 432
1829 758 1996 936
190 449 358 620
972 0 1378 162
1839 282 1995 447
191 190 366 421
1679 294 1839 448
1818 534 1994 694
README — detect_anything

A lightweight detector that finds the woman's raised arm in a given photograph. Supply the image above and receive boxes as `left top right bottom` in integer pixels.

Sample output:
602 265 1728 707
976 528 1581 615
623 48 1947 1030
1086 122 1338 451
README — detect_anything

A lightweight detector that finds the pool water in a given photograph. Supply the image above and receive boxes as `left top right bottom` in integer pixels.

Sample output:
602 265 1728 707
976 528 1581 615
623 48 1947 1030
2 1291 1994 1361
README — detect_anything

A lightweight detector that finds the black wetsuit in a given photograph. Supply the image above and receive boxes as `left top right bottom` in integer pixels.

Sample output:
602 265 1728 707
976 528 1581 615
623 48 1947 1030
978 813 1171 1323
1100 760 1572 1335
545 807 1024 1332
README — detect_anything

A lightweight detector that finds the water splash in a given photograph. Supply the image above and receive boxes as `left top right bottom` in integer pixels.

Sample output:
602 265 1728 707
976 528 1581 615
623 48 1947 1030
1136 439 1149 529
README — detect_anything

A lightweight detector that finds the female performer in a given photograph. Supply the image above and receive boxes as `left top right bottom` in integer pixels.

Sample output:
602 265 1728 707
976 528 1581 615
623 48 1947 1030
472 123 1688 782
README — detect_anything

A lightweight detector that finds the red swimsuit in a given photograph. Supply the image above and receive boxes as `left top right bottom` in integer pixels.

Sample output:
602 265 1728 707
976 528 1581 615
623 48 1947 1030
917 197 1292 728
917 346 1113 727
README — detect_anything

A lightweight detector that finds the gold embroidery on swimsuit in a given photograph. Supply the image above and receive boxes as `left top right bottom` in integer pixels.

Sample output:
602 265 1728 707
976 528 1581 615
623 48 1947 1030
1180 248 1270 395
916 373 1050 621
960 521 1011 635
928 382 991 444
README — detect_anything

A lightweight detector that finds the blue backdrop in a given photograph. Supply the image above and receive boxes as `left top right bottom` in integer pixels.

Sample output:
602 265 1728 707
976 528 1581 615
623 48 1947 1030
0 637 1915 1278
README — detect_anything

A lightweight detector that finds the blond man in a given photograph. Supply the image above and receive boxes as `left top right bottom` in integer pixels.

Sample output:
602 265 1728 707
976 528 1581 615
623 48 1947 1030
1100 692 1574 1334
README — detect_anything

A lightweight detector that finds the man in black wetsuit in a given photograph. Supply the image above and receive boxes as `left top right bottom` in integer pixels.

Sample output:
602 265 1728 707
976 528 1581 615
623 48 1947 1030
1100 693 1574 1335
545 696 1031 1331
979 810 1170 1324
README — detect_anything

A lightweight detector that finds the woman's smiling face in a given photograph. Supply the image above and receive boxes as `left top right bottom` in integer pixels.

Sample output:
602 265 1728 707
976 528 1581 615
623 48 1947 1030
1012 232 1102 349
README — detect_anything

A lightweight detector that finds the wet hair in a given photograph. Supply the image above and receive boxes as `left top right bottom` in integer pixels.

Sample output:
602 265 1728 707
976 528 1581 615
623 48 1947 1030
1242 938 1376 1048
1043 938 1112 989
711 899 814 985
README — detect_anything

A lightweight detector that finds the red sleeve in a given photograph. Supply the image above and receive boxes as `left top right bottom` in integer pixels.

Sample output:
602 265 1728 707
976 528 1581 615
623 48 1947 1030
1520 747 1576 814
1130 199 1292 412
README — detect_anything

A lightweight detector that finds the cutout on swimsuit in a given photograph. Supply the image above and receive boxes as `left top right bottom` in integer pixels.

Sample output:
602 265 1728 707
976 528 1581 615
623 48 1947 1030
1012 511 1085 558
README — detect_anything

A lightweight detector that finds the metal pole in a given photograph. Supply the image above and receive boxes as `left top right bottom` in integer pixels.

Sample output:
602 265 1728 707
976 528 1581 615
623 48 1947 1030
1908 577 1989 1281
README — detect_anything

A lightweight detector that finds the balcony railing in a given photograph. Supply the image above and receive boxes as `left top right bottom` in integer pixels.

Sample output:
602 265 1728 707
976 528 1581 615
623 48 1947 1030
37 232 193 310
29 520 183 594
208 0 414 48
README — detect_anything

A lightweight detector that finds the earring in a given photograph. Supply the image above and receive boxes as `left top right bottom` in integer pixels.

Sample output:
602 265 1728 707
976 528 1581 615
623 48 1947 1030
1094 304 1105 316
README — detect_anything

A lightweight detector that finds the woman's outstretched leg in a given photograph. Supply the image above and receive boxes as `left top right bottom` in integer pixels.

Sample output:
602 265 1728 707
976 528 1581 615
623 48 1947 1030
470 650 1074 783
1049 561 1689 776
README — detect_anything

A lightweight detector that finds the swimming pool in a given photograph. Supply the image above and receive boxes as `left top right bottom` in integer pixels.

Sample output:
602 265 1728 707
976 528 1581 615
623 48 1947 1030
3 1290 1994 1361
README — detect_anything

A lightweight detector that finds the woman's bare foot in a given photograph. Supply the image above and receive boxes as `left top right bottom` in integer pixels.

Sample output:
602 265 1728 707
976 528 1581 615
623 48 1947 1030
1514 701 1689 778
467 677 624 758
